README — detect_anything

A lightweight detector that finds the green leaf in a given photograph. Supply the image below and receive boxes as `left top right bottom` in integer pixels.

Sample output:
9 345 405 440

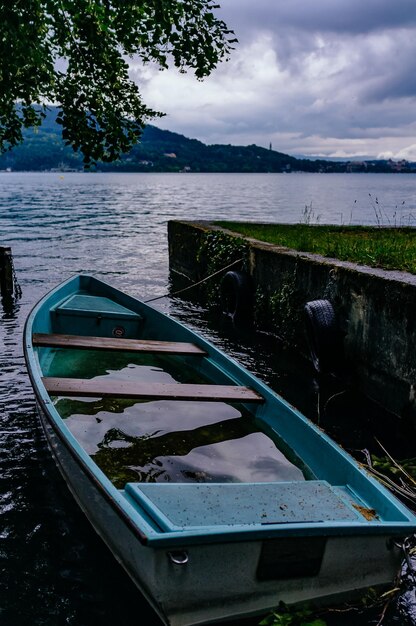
0 0 236 161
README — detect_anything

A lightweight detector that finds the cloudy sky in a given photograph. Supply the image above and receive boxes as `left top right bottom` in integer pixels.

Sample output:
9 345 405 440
130 0 416 159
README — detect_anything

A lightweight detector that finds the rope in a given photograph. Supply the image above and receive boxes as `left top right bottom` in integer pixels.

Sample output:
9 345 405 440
144 257 244 303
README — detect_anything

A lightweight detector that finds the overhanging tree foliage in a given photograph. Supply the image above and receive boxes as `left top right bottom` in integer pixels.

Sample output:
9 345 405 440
0 1 236 164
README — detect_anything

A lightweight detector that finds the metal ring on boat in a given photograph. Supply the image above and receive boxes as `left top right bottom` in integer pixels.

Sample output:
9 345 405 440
168 550 189 565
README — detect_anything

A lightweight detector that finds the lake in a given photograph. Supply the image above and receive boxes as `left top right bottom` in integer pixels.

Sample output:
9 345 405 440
1 172 415 626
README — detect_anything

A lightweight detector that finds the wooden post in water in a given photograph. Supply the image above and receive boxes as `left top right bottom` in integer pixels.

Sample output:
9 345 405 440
0 246 15 300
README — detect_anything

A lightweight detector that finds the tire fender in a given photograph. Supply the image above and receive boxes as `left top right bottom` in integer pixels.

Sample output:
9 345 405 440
304 299 343 375
220 270 253 326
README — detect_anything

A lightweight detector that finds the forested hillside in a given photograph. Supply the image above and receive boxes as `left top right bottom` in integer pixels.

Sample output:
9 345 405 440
0 108 409 173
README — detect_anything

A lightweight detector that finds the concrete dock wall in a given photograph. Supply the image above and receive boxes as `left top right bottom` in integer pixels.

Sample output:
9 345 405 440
168 220 416 425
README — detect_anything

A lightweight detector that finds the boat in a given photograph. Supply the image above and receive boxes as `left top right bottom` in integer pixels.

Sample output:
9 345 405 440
24 274 416 626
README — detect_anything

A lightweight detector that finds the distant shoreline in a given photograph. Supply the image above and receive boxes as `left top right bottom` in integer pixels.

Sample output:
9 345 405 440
1 169 415 175
1 111 414 175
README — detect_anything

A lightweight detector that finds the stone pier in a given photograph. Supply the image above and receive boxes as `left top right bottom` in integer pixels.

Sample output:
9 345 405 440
168 220 416 426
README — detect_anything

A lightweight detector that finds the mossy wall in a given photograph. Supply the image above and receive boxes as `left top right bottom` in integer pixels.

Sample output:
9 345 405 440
168 220 416 425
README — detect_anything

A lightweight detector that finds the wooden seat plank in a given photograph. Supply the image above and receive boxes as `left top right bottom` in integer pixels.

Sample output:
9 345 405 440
42 377 264 403
33 333 207 356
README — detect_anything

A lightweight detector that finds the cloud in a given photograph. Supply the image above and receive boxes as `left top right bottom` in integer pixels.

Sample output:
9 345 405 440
381 143 416 161
130 0 416 158
220 0 416 38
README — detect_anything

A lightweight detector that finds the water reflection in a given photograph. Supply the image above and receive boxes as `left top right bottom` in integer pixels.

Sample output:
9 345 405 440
50 353 305 487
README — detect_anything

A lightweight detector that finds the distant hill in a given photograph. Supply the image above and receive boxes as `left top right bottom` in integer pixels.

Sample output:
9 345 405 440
0 108 414 173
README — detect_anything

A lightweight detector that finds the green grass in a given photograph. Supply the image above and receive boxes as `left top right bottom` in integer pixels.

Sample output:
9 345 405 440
214 222 416 275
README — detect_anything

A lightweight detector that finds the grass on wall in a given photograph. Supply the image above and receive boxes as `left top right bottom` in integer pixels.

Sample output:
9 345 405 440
214 222 416 275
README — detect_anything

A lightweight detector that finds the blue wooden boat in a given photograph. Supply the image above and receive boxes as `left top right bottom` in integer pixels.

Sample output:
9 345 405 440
24 275 416 626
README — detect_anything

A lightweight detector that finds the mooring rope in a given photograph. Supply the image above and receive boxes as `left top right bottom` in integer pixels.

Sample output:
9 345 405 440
144 257 244 303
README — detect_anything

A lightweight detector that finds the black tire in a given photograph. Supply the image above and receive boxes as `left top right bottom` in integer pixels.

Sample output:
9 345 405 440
220 270 253 327
304 299 342 375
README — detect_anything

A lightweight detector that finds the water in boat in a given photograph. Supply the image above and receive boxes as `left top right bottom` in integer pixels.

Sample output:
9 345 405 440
47 347 308 487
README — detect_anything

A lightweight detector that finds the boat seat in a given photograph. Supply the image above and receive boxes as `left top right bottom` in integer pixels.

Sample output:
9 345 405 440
42 377 264 403
33 333 207 355
53 294 142 321
124 482 362 531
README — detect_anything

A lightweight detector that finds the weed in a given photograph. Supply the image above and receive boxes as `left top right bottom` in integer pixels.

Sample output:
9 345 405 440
196 230 249 306
259 604 326 626
214 222 416 275
362 440 416 509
